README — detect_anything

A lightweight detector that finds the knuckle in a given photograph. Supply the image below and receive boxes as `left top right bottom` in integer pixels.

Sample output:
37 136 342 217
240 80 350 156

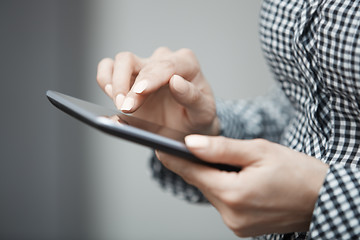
223 214 244 233
201 180 222 197
96 74 104 85
219 188 248 210
96 58 112 84
145 59 174 69
96 70 103 83
160 59 175 70
220 192 238 208
98 57 113 66
153 46 172 55
223 214 251 238
177 48 200 70
115 51 134 62
251 138 270 155
177 48 195 58
140 59 175 78
149 59 175 75
222 215 236 231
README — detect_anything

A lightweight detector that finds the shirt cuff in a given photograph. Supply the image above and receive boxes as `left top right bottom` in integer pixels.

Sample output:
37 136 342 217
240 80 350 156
309 164 360 239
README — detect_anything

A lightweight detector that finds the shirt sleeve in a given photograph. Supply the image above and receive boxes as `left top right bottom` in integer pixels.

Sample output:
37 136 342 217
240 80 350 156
309 164 360 239
150 86 295 203
216 86 294 143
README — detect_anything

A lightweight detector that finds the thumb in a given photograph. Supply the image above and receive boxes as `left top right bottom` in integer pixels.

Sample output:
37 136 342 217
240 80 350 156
185 135 263 167
169 75 216 124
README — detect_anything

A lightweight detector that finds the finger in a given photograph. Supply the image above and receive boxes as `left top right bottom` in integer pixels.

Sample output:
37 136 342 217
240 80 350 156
156 150 244 215
120 48 201 113
120 59 176 112
185 135 271 167
155 150 239 213
169 75 216 126
97 58 114 98
150 46 172 60
155 150 231 191
172 48 200 80
112 52 143 109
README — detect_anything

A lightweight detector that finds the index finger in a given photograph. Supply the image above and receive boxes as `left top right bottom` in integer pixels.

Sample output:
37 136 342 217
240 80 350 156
121 48 201 113
112 52 144 109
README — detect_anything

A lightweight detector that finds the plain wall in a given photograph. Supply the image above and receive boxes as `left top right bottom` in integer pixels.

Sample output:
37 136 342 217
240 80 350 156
83 1 273 240
0 1 88 239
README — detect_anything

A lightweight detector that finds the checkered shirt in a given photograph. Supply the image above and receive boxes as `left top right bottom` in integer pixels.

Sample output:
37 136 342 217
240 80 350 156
150 0 360 239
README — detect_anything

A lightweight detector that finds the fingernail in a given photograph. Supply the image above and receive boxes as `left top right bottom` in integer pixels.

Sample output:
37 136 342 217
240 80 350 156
155 150 161 161
172 75 187 95
121 97 134 111
133 80 148 94
105 84 113 97
115 94 125 109
185 135 209 148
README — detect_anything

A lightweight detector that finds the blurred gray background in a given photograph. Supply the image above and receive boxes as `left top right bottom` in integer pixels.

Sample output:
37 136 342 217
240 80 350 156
0 1 272 239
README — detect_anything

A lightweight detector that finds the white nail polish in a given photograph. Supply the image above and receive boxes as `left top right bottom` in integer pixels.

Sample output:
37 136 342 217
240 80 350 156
105 84 113 97
133 80 148 94
121 97 134 111
115 94 125 109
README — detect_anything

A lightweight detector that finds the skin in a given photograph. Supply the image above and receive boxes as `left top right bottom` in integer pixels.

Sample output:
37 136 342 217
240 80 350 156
156 136 329 237
97 47 329 238
96 47 220 136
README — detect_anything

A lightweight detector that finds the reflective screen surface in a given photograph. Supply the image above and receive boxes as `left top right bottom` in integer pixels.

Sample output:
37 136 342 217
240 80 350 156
47 91 188 143
101 114 187 143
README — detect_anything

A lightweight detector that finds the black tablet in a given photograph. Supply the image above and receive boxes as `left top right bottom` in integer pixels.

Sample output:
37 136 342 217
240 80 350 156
46 90 240 171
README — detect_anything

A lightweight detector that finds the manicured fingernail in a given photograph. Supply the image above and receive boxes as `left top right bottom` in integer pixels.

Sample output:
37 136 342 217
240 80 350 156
105 84 113 97
121 97 134 111
185 135 209 148
133 80 148 94
172 75 187 95
115 94 125 109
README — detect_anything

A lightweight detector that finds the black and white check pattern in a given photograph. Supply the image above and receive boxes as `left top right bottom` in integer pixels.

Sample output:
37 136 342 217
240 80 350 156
150 0 360 239
310 165 360 239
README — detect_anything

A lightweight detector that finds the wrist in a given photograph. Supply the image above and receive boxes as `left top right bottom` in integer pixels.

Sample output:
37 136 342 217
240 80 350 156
301 157 329 231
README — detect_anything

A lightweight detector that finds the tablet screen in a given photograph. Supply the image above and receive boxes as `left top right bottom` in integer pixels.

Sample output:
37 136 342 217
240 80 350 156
100 113 187 143
47 90 188 144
